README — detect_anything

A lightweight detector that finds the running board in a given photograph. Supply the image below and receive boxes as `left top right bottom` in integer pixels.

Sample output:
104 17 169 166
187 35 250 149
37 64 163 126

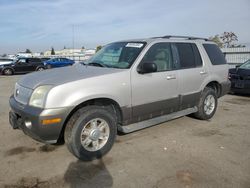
118 107 197 133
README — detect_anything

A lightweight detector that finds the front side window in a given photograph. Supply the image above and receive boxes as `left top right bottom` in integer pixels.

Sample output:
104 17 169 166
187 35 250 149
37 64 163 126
85 42 146 69
140 43 174 72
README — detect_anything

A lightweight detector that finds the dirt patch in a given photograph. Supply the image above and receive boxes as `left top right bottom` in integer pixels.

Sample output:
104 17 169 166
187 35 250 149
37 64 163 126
176 170 194 187
192 129 226 137
225 97 250 105
5 147 36 156
4 177 47 188
39 145 57 152
3 176 63 188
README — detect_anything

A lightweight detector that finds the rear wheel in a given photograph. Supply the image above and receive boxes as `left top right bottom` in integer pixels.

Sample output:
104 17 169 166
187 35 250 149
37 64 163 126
64 106 117 161
193 87 218 120
3 68 13 75
36 67 45 71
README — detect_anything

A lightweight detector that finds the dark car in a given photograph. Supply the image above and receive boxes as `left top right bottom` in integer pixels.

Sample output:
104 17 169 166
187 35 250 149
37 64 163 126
229 59 250 94
44 58 75 69
0 58 45 75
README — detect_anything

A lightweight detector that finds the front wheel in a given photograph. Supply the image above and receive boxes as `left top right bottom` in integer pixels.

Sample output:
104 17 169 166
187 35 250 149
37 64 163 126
3 68 13 75
193 87 218 120
64 106 117 161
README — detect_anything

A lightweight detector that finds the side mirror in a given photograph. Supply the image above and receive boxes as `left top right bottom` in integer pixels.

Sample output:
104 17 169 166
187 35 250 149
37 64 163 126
138 62 157 74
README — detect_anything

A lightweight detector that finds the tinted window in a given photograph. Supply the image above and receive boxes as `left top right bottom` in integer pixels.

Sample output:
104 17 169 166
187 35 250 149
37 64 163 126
175 43 196 69
203 44 226 65
29 58 41 63
141 43 174 72
192 44 202 66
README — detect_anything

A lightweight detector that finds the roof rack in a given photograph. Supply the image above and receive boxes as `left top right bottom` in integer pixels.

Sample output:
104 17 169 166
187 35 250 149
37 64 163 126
152 35 210 41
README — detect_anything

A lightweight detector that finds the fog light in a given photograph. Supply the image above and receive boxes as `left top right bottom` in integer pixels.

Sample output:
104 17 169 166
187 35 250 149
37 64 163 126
25 120 32 129
42 118 61 125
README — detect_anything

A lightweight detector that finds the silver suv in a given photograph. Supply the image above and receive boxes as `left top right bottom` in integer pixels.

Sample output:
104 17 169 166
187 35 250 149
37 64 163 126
9 36 230 160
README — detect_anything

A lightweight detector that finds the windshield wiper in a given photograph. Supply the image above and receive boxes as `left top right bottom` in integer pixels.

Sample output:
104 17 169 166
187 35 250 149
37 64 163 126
87 62 107 67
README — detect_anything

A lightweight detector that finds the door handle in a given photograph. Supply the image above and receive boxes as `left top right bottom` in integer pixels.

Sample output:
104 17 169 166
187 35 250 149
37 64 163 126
200 70 207 75
166 75 176 80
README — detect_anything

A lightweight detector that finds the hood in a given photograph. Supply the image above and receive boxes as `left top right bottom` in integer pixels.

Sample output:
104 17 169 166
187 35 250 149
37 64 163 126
230 67 250 75
18 64 126 89
0 62 14 66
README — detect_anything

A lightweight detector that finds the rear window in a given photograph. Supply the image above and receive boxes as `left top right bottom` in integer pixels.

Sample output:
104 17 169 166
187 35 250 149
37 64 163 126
203 44 226 65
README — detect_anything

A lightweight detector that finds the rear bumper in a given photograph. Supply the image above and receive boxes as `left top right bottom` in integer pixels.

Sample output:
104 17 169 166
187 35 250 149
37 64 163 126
9 95 73 144
220 80 231 97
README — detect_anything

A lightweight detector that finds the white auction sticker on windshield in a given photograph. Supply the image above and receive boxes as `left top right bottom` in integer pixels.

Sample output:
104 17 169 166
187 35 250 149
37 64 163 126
126 43 144 48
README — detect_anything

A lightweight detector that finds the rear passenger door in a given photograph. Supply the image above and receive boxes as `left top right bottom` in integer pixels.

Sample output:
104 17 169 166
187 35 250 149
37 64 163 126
131 42 179 122
28 58 41 71
173 43 208 109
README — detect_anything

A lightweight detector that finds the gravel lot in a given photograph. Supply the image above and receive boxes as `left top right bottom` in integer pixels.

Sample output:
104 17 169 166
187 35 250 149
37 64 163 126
0 75 250 188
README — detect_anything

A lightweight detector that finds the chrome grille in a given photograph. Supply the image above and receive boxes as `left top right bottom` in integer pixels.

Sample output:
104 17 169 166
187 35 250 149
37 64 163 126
14 83 33 105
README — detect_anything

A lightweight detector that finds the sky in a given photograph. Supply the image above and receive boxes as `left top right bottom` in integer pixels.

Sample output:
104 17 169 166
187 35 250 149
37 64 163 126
0 0 249 54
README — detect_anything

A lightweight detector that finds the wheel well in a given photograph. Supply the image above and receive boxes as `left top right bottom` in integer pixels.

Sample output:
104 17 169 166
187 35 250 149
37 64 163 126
205 81 221 97
58 98 123 143
3 67 14 73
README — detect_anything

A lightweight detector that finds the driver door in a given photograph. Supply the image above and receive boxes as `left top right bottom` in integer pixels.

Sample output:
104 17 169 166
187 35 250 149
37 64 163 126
14 59 30 73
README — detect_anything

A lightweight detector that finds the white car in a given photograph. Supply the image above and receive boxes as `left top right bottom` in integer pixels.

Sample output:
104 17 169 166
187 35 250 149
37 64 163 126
0 58 13 65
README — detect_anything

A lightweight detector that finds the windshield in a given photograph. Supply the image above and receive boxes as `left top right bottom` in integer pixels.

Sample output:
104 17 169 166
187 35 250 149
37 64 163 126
240 59 250 69
85 42 146 69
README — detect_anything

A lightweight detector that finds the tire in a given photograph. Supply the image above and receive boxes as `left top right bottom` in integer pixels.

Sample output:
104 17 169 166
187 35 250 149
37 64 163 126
193 87 218 120
36 67 45 71
64 105 117 161
3 68 13 75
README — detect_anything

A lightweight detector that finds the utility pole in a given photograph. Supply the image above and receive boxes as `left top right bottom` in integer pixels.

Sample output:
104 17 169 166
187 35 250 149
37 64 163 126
72 24 75 61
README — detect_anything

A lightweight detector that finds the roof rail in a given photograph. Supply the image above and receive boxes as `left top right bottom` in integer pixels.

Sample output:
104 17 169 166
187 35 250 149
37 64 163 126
154 35 210 41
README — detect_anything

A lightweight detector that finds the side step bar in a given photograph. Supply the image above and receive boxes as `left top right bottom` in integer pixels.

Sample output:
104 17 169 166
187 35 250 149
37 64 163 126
118 107 197 133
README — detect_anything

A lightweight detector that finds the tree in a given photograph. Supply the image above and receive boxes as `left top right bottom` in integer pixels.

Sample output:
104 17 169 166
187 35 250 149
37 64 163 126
51 47 55 55
209 35 223 48
25 49 32 53
220 32 238 48
64 46 66 49
81 46 85 49
2 54 7 57
96 45 102 53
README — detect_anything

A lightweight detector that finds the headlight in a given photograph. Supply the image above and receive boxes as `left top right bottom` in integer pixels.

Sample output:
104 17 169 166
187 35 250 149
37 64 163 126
29 85 53 108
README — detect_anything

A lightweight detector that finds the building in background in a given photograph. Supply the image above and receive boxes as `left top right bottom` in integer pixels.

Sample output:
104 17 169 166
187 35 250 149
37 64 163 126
222 47 250 68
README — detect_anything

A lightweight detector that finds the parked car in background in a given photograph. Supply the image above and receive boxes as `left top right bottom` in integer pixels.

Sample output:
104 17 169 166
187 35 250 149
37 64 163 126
44 58 75 69
229 59 250 94
40 57 51 62
0 58 45 75
0 58 13 65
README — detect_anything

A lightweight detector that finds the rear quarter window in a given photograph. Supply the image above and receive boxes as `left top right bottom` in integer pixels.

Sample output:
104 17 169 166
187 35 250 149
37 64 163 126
203 44 227 65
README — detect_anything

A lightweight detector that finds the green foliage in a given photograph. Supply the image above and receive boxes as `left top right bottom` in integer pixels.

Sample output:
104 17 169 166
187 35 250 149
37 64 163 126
220 32 238 48
25 49 32 53
209 35 223 48
96 45 102 53
51 47 55 55
210 32 245 48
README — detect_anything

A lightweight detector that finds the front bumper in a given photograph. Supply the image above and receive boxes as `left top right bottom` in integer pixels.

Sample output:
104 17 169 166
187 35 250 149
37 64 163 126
230 79 250 94
9 95 73 144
